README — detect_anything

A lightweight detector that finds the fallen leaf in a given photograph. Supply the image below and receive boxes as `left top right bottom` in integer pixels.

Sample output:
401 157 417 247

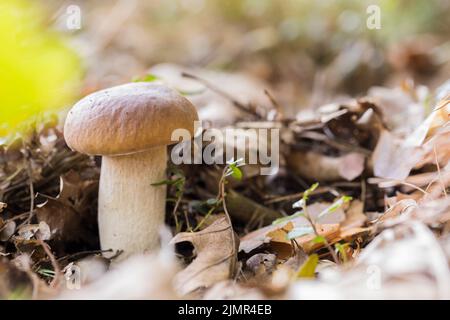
245 253 277 275
266 221 340 254
371 129 420 180
297 254 319 278
17 222 51 241
149 63 271 125
35 170 98 246
0 257 33 299
288 151 365 182
0 219 15 242
240 202 346 256
341 200 367 229
59 252 179 299
368 86 426 135
170 214 238 295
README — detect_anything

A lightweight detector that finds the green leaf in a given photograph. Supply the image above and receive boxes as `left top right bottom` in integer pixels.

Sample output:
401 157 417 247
151 179 174 186
133 74 159 82
152 176 185 189
293 183 319 209
206 198 219 206
230 165 242 180
335 243 350 263
287 226 314 239
178 88 206 96
272 211 304 225
292 199 305 209
312 235 326 244
297 254 319 278
317 195 352 219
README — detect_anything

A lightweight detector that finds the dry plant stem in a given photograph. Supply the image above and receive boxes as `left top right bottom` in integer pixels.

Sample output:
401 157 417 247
194 166 237 275
171 184 185 233
98 146 167 258
181 72 258 117
38 239 61 288
23 150 35 226
264 89 284 119
219 168 238 278
304 206 339 264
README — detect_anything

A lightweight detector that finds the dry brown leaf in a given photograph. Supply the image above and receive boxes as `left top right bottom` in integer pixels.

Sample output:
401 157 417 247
245 253 277 276
371 129 420 180
170 214 238 295
239 227 271 254
266 221 294 244
265 222 295 259
289 221 450 299
288 151 365 182
368 86 426 135
17 222 51 241
149 63 271 125
266 222 340 254
240 201 346 256
0 257 34 299
35 170 98 246
0 219 15 242
299 224 341 253
341 200 367 230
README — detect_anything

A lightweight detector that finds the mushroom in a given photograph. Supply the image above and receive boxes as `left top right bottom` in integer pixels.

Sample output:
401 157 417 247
64 82 198 258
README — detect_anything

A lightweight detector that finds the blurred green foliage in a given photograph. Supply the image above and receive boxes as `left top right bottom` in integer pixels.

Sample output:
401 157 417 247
0 0 81 138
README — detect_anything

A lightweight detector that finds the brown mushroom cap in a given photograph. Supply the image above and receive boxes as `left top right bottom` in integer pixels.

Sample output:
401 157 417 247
64 82 199 156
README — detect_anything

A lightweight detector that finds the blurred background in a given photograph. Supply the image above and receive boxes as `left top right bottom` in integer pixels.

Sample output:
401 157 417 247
1 0 450 136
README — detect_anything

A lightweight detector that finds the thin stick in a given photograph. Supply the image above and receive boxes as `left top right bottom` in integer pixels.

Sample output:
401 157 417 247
219 167 238 277
303 206 339 264
181 72 259 117
264 89 284 119
57 249 113 262
23 150 35 225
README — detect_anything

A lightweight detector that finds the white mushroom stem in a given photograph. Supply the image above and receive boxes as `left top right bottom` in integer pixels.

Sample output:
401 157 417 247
98 146 167 258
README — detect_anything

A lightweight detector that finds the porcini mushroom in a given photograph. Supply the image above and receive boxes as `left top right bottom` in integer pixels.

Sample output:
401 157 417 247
64 82 198 257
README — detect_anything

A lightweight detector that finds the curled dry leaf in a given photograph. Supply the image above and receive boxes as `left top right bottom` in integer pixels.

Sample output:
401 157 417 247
17 221 51 241
170 214 239 296
246 253 277 276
